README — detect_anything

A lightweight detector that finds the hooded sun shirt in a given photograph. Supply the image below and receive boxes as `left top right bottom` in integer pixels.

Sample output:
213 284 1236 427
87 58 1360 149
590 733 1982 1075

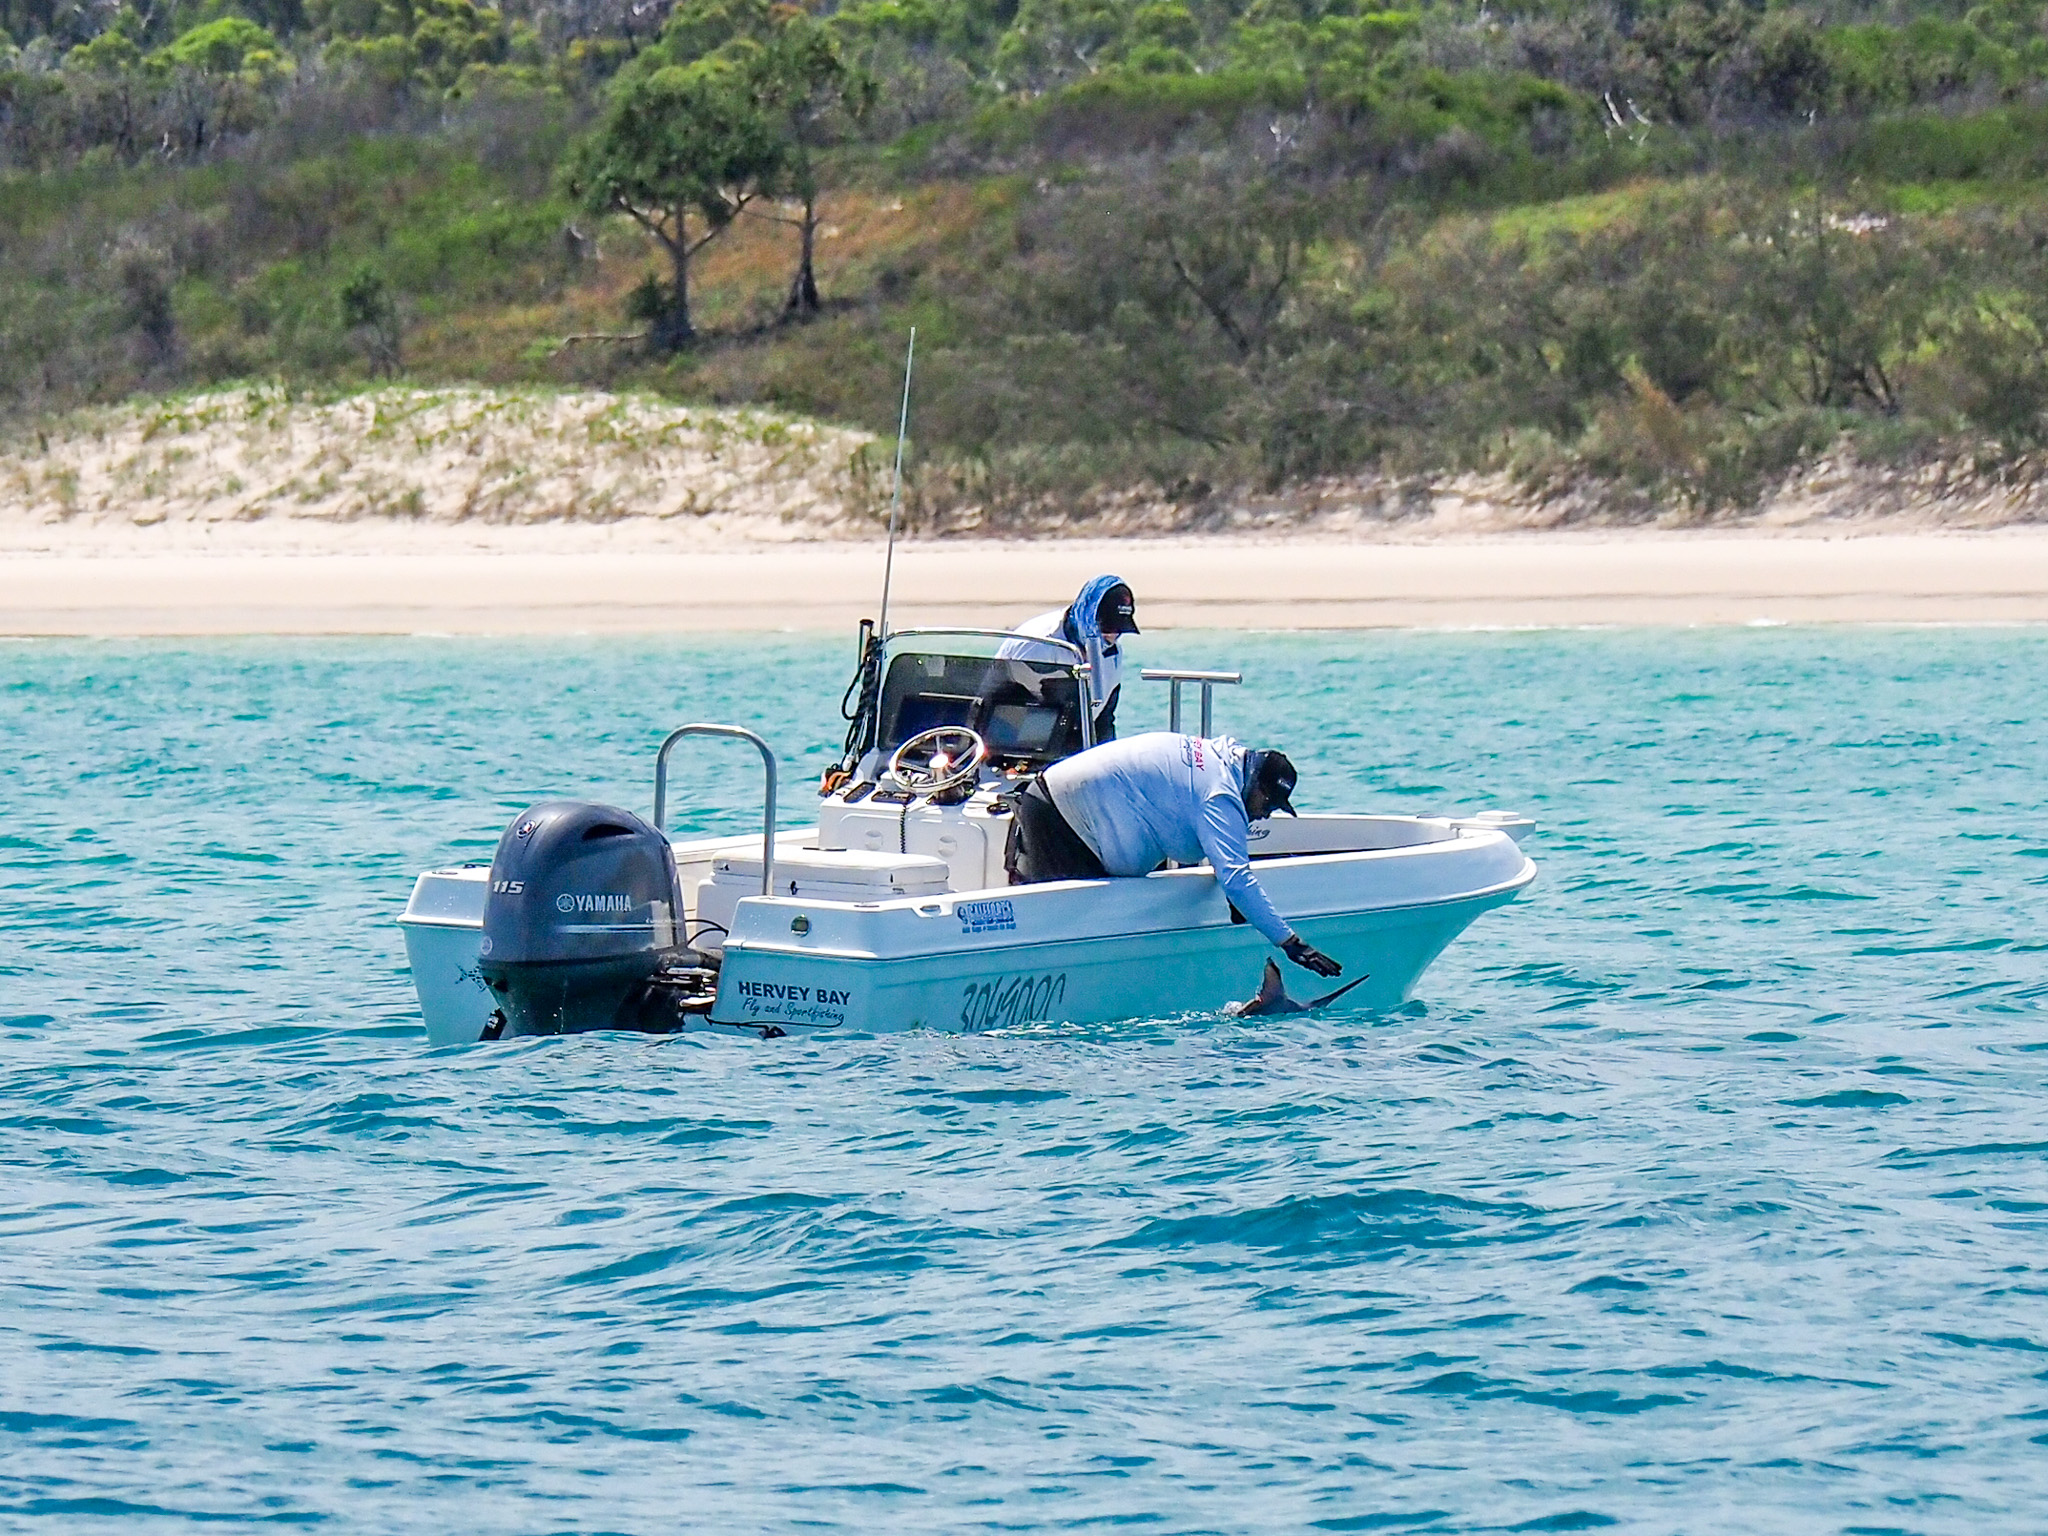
997 574 1129 719
1041 732 1295 947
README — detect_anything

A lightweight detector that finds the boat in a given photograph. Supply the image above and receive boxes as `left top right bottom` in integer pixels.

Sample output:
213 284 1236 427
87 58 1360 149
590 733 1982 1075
398 624 1537 1045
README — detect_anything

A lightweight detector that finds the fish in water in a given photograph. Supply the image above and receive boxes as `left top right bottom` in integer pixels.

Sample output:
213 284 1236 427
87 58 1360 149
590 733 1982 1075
1229 958 1371 1017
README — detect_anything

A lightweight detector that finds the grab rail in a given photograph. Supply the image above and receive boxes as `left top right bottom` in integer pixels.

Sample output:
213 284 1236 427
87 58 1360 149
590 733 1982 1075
654 724 777 897
883 626 1087 662
1141 668 1242 736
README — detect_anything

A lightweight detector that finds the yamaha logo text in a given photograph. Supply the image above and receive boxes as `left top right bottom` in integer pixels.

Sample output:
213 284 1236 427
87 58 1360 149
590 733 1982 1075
554 892 633 914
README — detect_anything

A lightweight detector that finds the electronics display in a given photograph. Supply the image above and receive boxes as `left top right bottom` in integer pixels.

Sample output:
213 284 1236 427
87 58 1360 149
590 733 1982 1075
984 703 1060 756
875 652 1084 769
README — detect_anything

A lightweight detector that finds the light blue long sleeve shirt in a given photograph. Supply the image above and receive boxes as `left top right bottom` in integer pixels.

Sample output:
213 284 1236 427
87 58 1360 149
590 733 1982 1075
1043 732 1294 946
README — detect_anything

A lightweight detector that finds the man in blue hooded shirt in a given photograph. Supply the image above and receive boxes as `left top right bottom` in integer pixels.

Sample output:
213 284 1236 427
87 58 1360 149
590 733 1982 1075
1005 731 1344 979
997 575 1137 740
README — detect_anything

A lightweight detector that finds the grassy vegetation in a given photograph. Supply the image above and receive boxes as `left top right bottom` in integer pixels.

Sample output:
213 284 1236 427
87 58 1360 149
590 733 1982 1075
10 0 2048 522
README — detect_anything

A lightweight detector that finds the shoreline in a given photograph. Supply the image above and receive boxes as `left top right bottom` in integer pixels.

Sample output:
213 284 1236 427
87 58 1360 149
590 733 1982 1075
4 531 2047 634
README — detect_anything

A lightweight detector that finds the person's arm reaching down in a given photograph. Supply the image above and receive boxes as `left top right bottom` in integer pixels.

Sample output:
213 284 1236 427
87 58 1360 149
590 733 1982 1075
1194 793 1294 948
1194 789 1342 977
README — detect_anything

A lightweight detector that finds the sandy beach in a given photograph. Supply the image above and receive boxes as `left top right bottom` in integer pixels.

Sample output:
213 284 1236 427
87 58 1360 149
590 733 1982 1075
4 387 2046 634
4 531 2047 634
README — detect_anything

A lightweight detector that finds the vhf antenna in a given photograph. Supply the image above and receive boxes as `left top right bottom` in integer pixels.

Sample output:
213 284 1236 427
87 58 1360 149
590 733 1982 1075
876 327 916 641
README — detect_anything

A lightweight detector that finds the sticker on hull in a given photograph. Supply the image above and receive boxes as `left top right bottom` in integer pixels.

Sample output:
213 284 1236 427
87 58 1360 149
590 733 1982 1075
957 898 1017 934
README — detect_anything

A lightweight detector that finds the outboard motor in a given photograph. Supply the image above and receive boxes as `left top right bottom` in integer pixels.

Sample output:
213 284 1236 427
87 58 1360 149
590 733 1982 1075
478 801 689 1037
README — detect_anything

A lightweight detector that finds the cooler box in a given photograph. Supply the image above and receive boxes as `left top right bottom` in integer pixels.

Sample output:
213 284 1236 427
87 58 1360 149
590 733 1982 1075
693 848 952 953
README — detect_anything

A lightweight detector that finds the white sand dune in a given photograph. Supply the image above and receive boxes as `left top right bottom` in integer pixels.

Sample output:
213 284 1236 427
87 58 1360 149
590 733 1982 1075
0 385 879 550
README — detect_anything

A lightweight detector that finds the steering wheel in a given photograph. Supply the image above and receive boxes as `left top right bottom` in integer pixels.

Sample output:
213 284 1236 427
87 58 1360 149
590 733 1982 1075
887 726 988 796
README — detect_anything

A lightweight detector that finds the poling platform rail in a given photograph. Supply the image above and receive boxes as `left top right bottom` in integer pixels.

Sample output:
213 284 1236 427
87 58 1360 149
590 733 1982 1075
1141 668 1243 736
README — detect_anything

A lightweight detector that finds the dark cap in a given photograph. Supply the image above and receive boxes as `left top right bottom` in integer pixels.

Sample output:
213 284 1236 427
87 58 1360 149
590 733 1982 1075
1249 749 1298 816
1095 582 1139 636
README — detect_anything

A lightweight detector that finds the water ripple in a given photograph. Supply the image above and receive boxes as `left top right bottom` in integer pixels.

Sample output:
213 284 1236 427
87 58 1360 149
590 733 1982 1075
1 630 2046 1531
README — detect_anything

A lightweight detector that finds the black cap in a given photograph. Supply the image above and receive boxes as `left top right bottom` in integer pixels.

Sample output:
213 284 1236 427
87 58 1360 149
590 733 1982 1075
1249 749 1298 816
1096 582 1139 636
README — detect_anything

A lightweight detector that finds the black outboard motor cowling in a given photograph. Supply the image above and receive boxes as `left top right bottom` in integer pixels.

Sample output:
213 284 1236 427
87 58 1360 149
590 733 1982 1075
479 801 687 1036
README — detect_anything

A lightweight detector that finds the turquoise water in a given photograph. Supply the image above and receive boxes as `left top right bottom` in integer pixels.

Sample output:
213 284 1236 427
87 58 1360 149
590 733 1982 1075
4 628 2047 1533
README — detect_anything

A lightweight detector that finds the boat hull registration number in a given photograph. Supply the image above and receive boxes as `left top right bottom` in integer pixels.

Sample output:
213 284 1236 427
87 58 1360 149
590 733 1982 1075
960 971 1068 1032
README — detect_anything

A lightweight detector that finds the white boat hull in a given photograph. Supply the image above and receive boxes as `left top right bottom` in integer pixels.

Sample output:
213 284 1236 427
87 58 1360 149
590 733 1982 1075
715 890 1520 1034
400 866 497 1047
400 821 1534 1044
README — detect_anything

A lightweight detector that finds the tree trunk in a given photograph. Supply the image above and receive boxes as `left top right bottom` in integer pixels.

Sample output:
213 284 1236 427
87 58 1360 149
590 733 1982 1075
650 211 696 351
784 191 821 320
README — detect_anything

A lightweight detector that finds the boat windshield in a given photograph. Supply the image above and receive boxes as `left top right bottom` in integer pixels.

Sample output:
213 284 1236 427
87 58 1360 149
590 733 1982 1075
876 630 1092 771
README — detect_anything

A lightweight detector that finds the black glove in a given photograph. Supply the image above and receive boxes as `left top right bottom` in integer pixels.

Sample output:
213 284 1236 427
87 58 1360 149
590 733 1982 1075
1282 935 1341 978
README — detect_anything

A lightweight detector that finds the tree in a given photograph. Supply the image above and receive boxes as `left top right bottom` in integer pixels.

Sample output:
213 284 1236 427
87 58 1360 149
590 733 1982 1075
311 0 508 93
991 0 1127 93
154 17 292 154
1621 0 1754 125
157 15 287 76
1731 194 1936 414
964 156 1338 472
645 0 875 320
118 242 176 368
340 262 403 375
748 13 874 318
63 22 146 160
1138 162 1319 365
564 57 781 348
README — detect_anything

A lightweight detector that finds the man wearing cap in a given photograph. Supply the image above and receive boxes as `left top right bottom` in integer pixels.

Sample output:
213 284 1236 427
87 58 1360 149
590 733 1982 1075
997 575 1139 740
1005 732 1343 979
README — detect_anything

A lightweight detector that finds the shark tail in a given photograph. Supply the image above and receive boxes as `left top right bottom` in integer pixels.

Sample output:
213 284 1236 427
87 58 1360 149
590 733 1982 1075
1305 974 1371 1009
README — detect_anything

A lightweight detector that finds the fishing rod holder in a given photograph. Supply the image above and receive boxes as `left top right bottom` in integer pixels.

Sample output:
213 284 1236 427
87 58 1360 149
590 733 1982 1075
1142 668 1242 737
654 724 778 896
